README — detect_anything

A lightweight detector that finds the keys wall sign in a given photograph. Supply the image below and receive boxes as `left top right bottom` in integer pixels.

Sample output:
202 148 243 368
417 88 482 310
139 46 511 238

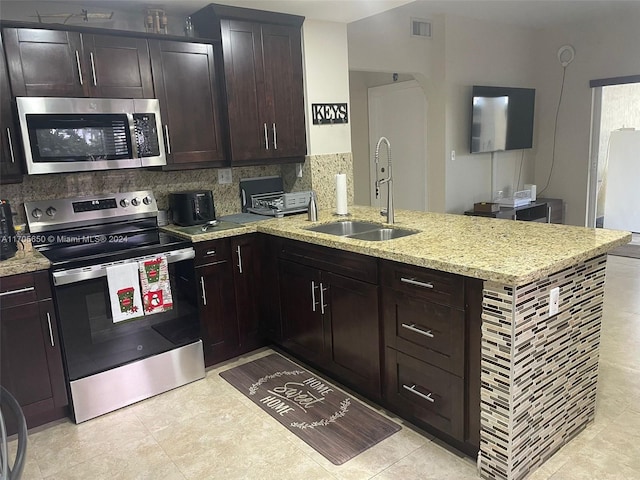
312 103 348 125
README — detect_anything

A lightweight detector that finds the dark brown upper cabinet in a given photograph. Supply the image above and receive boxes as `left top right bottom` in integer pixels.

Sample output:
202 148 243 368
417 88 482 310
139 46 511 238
3 27 153 98
149 40 226 168
0 32 22 183
192 4 307 166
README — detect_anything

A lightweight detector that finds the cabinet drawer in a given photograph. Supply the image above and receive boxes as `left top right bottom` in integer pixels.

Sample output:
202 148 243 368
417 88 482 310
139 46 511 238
381 260 464 308
384 348 464 440
278 238 377 284
383 290 464 376
0 271 51 308
194 238 231 267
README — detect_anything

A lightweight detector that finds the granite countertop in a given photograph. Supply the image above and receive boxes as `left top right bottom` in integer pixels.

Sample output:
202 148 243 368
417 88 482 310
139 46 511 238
257 206 632 286
5 207 630 284
0 240 50 278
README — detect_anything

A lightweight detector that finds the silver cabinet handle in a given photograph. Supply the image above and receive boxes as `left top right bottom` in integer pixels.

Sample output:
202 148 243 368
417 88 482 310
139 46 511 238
263 123 269 150
75 50 84 85
0 286 35 297
401 323 434 338
320 283 327 315
200 276 207 306
89 52 97 86
205 250 216 256
6 128 15 163
400 277 434 289
402 384 435 403
272 123 277 149
311 280 319 312
46 312 55 347
236 245 243 274
164 125 171 154
547 205 552 223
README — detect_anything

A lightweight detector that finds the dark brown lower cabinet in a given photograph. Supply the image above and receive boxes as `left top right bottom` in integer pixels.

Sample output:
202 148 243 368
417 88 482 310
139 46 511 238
0 272 68 433
193 235 266 367
231 234 266 353
195 239 239 366
276 238 381 399
381 259 482 455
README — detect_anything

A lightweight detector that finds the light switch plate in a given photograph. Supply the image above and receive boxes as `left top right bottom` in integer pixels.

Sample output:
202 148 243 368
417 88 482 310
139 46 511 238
218 168 232 184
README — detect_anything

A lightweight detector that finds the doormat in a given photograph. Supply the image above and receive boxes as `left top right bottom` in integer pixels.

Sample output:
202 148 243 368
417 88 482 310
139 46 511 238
219 353 401 465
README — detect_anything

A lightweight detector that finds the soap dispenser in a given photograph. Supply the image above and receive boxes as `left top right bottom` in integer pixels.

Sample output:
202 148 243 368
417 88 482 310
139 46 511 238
307 191 318 221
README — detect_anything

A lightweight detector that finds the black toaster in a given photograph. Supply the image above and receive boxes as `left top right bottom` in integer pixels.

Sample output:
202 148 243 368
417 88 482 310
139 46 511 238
169 190 216 226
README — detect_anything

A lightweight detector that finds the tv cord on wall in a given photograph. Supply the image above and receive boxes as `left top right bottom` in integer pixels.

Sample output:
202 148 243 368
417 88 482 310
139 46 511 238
513 149 525 193
538 65 567 197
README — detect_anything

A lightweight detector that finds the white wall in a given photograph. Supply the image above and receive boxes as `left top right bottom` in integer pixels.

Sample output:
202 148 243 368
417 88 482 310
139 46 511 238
533 5 640 225
348 5 537 214
443 15 538 214
302 20 351 155
348 5 447 212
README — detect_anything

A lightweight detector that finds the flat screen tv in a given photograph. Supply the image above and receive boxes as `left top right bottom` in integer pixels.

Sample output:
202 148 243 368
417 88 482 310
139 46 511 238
470 86 535 153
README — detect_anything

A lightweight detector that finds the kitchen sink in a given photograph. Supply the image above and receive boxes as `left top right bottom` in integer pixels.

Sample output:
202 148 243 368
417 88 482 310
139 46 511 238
306 221 382 236
306 221 418 241
349 227 417 241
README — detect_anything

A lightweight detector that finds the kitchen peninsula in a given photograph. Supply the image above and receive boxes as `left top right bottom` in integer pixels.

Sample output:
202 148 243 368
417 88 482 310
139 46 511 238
1 206 630 480
255 206 630 480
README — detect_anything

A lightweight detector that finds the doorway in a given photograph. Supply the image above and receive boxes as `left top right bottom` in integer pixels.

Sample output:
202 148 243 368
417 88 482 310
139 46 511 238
367 80 428 211
588 79 640 230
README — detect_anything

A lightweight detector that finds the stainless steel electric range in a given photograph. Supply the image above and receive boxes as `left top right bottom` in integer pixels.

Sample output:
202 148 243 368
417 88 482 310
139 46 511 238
25 191 204 423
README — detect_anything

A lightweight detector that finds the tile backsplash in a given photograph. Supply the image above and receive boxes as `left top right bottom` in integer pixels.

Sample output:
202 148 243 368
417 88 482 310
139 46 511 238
3 153 353 224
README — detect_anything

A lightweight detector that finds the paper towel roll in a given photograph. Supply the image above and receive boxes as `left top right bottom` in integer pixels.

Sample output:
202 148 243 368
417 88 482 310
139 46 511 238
336 174 348 215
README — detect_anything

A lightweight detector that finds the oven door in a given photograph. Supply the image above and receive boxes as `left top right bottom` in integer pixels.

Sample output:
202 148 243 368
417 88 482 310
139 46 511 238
51 248 199 382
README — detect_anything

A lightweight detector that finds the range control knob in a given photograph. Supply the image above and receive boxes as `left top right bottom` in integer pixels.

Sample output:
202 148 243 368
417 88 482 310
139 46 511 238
131 197 141 207
120 199 130 208
46 207 57 217
142 196 152 205
31 208 43 219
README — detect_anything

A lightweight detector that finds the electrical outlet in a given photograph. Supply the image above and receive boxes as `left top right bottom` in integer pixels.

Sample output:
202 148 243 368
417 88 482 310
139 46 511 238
218 168 232 184
451 150 456 161
549 287 560 317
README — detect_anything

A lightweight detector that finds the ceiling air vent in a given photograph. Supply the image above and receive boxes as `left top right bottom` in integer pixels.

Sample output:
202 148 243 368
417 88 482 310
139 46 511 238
411 18 432 38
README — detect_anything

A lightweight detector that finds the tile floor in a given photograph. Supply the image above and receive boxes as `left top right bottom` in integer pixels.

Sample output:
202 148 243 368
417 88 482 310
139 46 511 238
9 255 640 480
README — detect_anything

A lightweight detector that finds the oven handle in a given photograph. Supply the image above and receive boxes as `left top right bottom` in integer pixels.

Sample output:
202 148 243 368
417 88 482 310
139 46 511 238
52 247 195 286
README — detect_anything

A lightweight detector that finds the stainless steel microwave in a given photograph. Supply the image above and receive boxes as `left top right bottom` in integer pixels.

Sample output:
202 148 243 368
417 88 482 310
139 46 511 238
16 97 166 175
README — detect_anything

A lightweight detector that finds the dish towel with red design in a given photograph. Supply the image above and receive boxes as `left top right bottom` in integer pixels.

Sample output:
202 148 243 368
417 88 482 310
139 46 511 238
139 255 173 315
106 262 144 323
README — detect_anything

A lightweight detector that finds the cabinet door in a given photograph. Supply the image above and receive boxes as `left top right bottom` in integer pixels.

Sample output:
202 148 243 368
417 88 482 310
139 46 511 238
279 259 325 363
3 28 86 97
0 33 22 183
150 40 226 167
0 300 67 432
220 20 271 163
197 259 238 366
231 234 265 353
83 34 153 98
325 271 381 398
262 24 306 158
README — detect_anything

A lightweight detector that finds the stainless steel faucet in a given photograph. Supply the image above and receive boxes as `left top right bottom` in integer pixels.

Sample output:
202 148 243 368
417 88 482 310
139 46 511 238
374 136 394 224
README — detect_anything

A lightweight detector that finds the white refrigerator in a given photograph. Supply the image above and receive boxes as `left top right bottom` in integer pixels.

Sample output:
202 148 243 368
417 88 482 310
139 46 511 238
604 129 640 232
